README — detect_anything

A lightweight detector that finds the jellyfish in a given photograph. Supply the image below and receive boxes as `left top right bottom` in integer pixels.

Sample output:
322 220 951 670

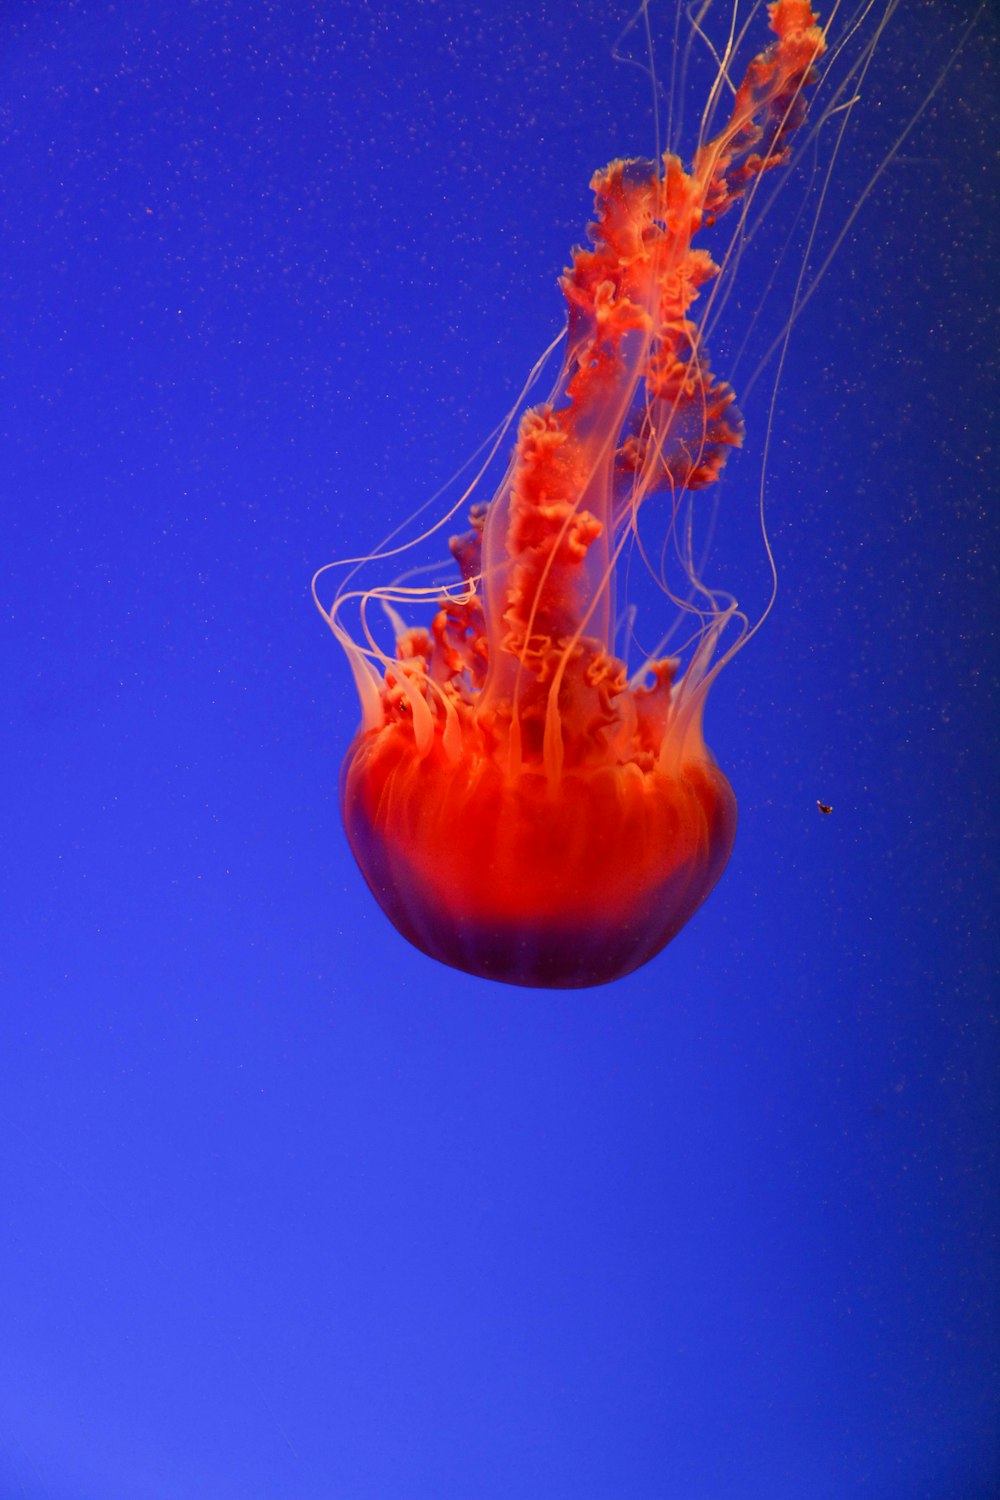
317 1 827 988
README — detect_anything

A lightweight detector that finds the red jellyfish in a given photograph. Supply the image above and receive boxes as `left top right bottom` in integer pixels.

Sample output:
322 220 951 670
317 1 826 987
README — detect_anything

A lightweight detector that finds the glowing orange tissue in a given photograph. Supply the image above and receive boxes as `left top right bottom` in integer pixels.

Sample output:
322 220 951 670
320 2 826 987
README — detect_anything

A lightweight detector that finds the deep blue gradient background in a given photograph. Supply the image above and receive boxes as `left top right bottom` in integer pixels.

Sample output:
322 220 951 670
2 2 997 1496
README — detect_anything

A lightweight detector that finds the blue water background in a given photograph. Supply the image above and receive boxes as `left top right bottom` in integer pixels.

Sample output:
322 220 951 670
2 1 997 1496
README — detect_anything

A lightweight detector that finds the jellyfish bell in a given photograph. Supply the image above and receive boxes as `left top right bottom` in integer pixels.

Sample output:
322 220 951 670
315 1 861 988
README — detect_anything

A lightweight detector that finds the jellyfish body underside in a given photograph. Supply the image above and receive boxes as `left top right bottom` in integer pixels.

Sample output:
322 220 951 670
343 728 737 988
